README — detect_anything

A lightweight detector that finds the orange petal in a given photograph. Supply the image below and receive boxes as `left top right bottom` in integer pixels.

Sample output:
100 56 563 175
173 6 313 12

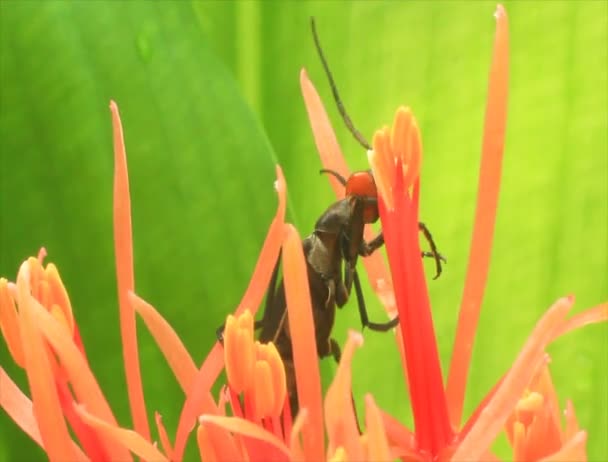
44 263 74 334
0 366 89 460
172 166 286 462
289 408 308 460
364 394 391 461
282 223 325 460
537 430 587 462
0 278 25 366
30 294 131 461
324 330 363 460
200 415 290 460
453 296 572 461
130 292 198 394
553 302 607 339
196 423 218 462
16 262 76 461
75 404 167 461
300 68 350 198
446 3 509 428
563 400 580 441
155 412 174 461
110 100 150 440
0 365 43 447
225 311 255 394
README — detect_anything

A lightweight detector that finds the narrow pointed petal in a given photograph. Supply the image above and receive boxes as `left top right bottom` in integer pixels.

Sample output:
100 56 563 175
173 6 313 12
155 412 174 461
446 4 509 428
537 431 587 462
0 278 25 366
289 408 308 460
364 394 391 461
282 223 325 460
453 296 572 461
553 302 607 339
324 331 363 460
75 404 167 461
30 296 131 461
173 166 286 462
300 68 350 197
200 415 291 460
130 292 197 393
0 366 43 447
0 367 89 460
16 264 76 461
110 100 150 440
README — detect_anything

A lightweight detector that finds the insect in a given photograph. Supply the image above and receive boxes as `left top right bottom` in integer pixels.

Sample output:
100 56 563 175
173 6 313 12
218 18 445 417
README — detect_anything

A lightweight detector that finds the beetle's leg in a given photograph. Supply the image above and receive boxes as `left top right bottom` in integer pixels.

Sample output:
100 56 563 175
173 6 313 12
418 222 445 279
353 269 399 332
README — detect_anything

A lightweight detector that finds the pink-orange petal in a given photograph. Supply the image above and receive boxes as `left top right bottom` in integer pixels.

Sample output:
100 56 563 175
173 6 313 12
364 394 391 461
282 223 325 461
553 302 607 339
300 68 350 198
0 278 25 367
16 263 76 462
289 408 308 460
537 430 587 462
446 4 509 429
0 367 90 460
453 296 572 461
130 292 198 394
196 424 218 462
44 263 74 334
110 100 150 440
172 165 286 462
200 415 291 460
30 295 132 461
324 330 364 460
0 366 43 447
155 412 174 461
75 404 167 461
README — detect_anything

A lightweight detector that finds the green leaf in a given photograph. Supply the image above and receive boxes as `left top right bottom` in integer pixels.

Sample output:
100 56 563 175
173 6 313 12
1 2 276 460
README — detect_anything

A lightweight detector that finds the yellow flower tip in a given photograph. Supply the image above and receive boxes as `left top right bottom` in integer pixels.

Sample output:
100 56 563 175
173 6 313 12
250 341 287 419
0 277 25 367
329 446 348 462
368 107 422 211
224 310 255 394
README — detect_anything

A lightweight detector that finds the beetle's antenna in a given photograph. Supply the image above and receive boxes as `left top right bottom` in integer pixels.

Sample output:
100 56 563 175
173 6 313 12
310 17 372 151
319 168 347 186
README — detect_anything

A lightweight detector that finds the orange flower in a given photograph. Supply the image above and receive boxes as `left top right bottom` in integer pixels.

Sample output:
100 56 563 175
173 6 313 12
2 4 606 462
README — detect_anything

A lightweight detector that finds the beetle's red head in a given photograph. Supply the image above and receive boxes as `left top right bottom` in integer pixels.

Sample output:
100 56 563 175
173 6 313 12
346 170 378 224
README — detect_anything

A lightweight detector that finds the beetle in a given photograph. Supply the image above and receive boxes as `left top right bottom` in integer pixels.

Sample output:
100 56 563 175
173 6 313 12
217 18 446 417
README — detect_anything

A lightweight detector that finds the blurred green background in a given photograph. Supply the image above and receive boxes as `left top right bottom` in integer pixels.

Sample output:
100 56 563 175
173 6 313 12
1 1 606 461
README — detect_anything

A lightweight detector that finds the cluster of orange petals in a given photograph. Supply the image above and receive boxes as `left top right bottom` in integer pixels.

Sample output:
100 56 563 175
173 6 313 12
1 4 607 462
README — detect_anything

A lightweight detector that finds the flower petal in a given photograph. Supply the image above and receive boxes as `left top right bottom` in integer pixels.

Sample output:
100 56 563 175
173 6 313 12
110 100 150 440
0 278 25 366
300 68 349 198
172 165 286 461
537 430 587 462
553 302 607 339
16 262 77 462
155 412 173 461
282 223 325 460
324 331 363 460
446 4 510 428
364 394 391 461
30 295 132 461
75 404 167 462
130 292 198 393
200 415 290 460
453 296 573 461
